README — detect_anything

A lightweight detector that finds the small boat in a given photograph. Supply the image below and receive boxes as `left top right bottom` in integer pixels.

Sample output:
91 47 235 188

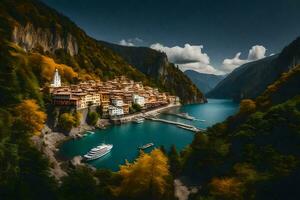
175 112 196 120
177 125 200 132
83 144 113 161
134 117 144 123
86 131 95 134
139 143 154 150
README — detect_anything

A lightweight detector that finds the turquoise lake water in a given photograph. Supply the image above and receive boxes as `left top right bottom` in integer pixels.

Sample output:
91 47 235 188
59 99 238 171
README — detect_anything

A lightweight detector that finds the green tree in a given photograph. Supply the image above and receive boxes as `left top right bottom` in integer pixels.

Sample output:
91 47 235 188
60 167 98 200
168 145 182 177
87 111 99 126
132 103 142 112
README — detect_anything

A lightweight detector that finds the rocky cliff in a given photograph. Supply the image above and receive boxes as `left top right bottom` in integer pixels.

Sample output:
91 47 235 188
12 23 78 56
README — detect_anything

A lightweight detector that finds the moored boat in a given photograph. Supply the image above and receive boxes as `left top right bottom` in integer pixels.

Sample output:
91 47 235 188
83 144 113 161
138 143 154 150
134 117 144 123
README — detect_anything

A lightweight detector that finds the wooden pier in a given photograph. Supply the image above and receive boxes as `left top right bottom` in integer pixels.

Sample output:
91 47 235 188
145 117 204 132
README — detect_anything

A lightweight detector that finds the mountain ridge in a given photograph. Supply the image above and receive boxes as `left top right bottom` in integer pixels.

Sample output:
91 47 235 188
207 37 300 101
184 70 225 94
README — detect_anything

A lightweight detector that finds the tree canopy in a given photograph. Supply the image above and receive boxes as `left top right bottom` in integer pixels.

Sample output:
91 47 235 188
15 99 46 135
114 149 173 200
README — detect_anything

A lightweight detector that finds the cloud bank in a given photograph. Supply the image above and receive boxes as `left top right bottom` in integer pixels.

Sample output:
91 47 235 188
150 43 223 75
222 45 267 73
119 37 143 46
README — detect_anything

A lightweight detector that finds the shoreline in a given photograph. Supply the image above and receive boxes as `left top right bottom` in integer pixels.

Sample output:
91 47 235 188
110 103 181 124
36 103 181 179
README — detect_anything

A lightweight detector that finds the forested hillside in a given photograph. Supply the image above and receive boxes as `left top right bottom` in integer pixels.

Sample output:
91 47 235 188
182 65 300 200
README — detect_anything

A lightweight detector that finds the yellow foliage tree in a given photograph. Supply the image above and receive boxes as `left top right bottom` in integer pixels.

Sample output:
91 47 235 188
39 56 78 83
239 99 256 114
15 99 47 135
210 177 244 200
115 149 171 200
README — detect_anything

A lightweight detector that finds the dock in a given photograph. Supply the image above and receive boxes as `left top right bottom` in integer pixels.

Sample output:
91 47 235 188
145 117 204 132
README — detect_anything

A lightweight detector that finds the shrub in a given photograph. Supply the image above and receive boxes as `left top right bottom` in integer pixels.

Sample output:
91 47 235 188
86 112 99 126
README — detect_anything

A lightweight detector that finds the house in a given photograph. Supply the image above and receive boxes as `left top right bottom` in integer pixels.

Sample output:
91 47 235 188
108 105 124 116
112 98 123 107
132 94 145 107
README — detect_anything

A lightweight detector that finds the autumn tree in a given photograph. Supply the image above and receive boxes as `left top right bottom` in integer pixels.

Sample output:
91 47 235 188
37 56 78 84
58 111 82 132
115 149 173 200
15 99 46 135
73 112 82 127
209 177 245 200
239 99 256 114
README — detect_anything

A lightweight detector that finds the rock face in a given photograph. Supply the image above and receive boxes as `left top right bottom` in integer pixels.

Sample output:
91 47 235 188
12 23 78 56
99 42 169 77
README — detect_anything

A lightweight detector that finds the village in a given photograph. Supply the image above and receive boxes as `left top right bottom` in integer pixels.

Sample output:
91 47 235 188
49 69 180 119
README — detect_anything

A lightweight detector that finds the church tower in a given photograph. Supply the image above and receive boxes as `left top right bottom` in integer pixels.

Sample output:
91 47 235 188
51 69 61 87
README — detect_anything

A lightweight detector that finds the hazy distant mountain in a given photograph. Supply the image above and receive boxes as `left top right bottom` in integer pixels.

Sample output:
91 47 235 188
207 37 300 100
184 70 225 94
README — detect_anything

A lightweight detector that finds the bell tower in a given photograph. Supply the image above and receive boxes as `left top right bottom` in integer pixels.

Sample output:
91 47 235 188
51 69 61 87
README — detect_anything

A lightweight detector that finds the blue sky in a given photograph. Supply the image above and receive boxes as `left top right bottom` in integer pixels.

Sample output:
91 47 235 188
41 0 300 74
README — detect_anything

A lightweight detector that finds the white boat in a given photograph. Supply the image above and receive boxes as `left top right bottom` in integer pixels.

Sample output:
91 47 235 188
83 144 113 161
139 143 154 150
177 112 196 120
134 117 144 123
86 131 95 134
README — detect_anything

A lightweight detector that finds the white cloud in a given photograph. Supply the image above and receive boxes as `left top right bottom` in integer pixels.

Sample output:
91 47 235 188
119 37 144 47
119 39 135 46
221 45 267 73
248 45 266 60
150 43 224 75
178 62 223 75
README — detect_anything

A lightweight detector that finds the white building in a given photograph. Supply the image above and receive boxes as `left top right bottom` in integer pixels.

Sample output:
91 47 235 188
132 94 145 107
112 99 123 107
51 69 61 87
108 105 124 116
84 93 101 107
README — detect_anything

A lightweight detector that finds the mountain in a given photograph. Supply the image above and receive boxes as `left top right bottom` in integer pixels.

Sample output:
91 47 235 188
98 41 205 103
207 37 300 100
183 70 225 94
184 64 300 199
0 0 204 104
